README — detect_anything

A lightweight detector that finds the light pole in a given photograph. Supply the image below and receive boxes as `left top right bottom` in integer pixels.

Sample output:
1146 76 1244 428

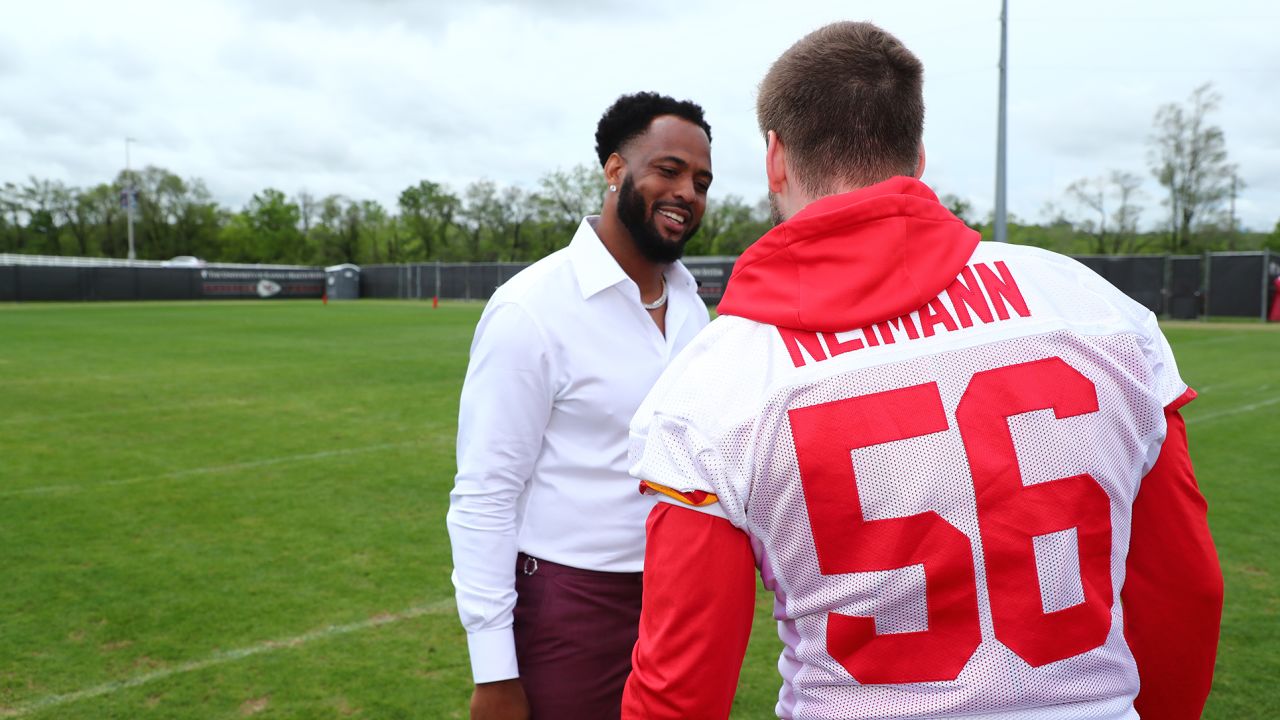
125 137 137 260
994 0 1009 243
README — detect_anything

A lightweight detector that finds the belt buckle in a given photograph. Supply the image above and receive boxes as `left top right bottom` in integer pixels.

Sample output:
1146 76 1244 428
522 555 539 576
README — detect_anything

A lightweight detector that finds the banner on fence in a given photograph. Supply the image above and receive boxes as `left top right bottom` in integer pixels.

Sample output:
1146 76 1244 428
199 269 325 299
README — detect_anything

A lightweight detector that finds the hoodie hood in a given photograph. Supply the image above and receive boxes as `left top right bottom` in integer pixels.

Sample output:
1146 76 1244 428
717 177 979 333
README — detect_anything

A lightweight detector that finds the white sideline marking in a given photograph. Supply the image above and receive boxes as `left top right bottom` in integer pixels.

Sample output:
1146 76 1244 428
1186 396 1280 425
1196 381 1271 395
3 441 420 497
0 598 456 718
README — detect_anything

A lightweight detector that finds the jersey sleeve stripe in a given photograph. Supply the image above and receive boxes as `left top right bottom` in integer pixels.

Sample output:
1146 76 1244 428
638 480 719 507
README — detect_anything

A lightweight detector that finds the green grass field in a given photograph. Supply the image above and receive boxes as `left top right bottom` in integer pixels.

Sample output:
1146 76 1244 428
0 301 1275 718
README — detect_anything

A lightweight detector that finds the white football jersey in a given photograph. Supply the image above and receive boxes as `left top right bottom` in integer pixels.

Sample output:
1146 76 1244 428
630 241 1187 719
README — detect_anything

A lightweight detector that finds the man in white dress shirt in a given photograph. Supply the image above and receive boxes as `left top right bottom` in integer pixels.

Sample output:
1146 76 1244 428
447 92 714 720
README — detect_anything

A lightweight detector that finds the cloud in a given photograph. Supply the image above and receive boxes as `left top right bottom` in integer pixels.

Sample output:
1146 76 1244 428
2 0 1277 230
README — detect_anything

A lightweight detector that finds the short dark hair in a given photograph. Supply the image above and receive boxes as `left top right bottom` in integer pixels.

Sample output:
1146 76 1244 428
595 92 712 167
757 21 924 195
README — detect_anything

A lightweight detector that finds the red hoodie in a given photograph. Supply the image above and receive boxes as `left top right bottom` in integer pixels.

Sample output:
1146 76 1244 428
718 176 978 332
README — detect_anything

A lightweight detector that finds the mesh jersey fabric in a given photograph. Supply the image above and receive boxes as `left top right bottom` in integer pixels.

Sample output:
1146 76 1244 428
628 240 1187 719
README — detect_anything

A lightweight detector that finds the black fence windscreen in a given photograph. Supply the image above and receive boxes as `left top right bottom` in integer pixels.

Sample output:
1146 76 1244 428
0 266 16 302
0 266 322 302
1073 256 1166 314
360 263 531 301
682 258 737 305
465 265 498 300
438 265 468 299
87 268 140 301
144 269 201 299
12 266 84 301
1206 253 1267 318
1167 256 1203 320
360 261 741 304
3 252 1275 317
360 266 396 298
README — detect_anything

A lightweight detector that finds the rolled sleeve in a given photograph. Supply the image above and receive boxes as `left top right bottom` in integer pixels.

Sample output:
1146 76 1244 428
446 301 555 683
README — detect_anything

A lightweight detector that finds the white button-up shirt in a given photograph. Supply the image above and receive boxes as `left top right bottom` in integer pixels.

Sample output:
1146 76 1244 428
447 216 710 683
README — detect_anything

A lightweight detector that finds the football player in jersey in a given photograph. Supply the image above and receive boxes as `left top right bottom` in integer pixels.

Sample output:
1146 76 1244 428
621 21 1223 720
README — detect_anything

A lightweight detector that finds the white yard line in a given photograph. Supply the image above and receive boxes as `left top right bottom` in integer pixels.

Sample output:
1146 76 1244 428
1195 382 1271 395
3 441 420 497
1186 396 1280 425
0 598 456 718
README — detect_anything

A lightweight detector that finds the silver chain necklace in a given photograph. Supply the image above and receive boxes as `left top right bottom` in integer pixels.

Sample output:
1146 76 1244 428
641 276 668 310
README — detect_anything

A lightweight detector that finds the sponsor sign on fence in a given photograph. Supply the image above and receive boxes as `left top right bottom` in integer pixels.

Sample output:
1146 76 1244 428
200 269 325 299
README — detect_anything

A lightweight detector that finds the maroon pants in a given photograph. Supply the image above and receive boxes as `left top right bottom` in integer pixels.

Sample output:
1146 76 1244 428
513 553 643 720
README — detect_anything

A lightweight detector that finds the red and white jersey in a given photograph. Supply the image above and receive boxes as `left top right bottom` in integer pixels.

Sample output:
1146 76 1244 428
630 238 1187 719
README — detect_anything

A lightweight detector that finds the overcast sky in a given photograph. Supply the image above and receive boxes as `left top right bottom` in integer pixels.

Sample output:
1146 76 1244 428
3 0 1278 231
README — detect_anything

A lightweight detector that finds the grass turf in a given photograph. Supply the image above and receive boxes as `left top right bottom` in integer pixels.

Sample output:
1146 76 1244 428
0 301 1274 717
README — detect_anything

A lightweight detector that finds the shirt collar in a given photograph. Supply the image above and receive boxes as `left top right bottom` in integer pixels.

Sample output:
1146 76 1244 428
569 216 699 300
569 217 628 299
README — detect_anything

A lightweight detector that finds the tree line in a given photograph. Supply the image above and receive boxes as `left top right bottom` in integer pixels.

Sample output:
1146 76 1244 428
2 84 1275 266
0 163 774 266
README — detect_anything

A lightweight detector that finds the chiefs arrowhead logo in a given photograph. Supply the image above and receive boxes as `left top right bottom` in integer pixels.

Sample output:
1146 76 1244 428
256 279 282 298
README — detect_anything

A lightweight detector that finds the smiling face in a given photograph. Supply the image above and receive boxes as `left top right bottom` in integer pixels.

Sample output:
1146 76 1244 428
611 114 712 263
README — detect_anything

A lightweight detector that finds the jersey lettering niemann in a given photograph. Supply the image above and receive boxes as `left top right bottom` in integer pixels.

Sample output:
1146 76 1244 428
779 261 1031 368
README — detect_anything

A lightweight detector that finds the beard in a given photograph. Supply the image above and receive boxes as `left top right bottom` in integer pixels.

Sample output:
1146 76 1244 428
617 175 700 264
768 191 786 227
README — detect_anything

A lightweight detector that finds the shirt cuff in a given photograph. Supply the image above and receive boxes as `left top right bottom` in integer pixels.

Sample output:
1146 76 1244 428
467 627 520 683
